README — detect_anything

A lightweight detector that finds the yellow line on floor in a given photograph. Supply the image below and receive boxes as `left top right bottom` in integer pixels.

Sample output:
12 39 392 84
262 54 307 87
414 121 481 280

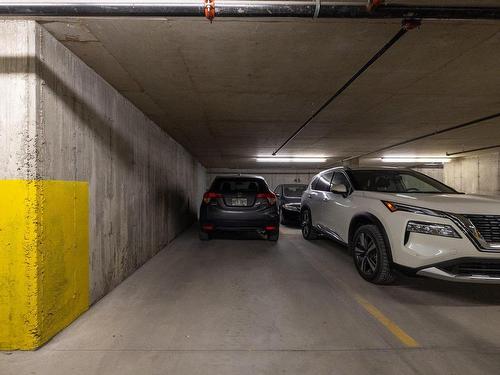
354 294 420 348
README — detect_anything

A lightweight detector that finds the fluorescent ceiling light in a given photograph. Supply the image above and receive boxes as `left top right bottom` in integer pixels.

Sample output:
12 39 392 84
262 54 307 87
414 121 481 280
381 157 451 163
257 157 326 163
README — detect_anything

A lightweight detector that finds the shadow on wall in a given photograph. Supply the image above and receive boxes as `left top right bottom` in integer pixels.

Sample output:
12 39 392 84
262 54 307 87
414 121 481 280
2 55 201 301
1 55 135 166
2 54 198 216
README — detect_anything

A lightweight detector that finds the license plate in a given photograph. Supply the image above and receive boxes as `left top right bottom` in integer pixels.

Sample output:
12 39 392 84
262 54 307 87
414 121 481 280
231 198 247 206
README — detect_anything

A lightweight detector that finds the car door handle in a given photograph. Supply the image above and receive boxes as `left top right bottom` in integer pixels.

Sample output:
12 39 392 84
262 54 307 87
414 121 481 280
307 194 312 198
323 197 328 201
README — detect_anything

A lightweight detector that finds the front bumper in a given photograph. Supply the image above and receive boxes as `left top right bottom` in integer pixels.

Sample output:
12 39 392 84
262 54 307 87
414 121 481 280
417 267 500 283
381 210 500 271
281 205 301 222
416 258 500 283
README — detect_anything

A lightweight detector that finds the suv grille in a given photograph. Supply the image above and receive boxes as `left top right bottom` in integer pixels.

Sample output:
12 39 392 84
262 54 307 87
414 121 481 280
464 215 500 243
442 261 500 278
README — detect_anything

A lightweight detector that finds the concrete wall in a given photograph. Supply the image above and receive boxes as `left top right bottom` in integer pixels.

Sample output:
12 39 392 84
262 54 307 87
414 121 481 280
0 20 37 180
208 167 444 191
413 167 444 183
37 23 206 302
0 20 206 349
444 152 500 195
207 169 320 191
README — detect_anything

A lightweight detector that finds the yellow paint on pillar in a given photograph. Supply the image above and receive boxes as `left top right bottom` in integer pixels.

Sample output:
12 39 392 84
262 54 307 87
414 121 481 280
0 181 39 350
0 180 89 350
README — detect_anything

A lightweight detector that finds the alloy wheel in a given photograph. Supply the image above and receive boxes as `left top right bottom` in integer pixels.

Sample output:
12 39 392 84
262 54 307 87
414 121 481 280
354 232 378 276
302 210 310 237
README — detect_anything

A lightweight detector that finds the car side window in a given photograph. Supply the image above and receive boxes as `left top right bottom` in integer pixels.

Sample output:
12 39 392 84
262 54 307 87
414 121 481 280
331 172 350 191
315 172 334 192
274 185 281 195
310 177 319 190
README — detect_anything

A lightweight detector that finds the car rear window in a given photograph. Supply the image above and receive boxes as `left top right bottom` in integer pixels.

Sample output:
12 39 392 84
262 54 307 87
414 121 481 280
210 178 268 194
283 185 307 197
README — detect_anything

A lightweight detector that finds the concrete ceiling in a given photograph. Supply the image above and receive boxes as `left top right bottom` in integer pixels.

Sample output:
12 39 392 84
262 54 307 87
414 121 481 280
39 16 500 169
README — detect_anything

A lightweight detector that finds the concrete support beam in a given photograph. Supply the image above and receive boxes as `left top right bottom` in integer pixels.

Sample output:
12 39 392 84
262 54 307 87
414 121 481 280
444 152 500 195
343 158 360 168
0 20 206 350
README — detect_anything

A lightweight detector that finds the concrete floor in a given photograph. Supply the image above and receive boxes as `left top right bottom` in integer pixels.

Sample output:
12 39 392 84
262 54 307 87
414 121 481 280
2 226 500 374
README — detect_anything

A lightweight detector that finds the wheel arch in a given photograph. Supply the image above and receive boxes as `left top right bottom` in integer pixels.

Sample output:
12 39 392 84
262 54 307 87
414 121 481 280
348 213 393 263
300 204 311 221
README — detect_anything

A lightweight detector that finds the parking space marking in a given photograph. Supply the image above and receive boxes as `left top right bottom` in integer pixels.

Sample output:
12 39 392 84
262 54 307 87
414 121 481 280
354 295 420 348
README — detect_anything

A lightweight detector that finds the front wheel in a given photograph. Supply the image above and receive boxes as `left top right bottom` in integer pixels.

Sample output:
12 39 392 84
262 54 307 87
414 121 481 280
280 212 287 225
301 209 318 240
351 225 395 284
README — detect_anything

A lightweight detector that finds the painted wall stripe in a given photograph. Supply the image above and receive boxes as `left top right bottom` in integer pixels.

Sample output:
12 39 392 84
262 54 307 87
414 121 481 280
0 180 89 350
355 294 420 348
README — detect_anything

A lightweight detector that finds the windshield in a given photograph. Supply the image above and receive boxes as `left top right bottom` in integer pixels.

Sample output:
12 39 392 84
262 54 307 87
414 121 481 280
283 184 307 197
346 170 458 194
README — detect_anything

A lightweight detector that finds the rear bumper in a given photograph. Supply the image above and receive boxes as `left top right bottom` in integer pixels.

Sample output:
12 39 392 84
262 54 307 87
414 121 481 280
206 225 278 232
200 204 279 232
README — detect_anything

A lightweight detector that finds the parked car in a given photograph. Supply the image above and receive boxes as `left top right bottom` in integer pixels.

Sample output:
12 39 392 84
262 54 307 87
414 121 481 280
199 175 279 241
274 184 307 225
301 166 500 284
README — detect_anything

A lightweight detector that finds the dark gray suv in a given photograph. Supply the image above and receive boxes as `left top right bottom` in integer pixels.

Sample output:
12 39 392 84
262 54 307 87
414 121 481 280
199 175 279 241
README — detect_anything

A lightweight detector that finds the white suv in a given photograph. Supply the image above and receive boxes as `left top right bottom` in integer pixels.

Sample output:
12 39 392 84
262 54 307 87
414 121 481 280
301 167 500 284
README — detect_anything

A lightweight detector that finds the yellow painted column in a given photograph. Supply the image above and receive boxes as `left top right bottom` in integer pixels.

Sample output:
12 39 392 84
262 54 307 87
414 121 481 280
0 180 89 350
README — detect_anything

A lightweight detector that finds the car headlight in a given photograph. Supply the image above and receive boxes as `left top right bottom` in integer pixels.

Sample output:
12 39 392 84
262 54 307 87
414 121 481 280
382 201 444 217
382 201 492 249
406 221 461 239
282 203 300 212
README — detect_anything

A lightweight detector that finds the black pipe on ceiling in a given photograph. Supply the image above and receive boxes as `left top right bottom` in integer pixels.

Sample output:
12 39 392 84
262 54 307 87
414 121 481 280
0 2 500 19
341 112 500 163
272 19 418 155
447 144 500 156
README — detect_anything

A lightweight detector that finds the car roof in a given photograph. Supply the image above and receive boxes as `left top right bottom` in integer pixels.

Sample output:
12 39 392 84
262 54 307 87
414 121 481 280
347 166 412 171
318 166 412 173
213 174 266 180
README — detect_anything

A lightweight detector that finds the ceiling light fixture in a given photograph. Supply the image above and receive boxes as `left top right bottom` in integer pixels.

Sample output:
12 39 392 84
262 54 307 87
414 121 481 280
381 157 451 163
256 157 326 163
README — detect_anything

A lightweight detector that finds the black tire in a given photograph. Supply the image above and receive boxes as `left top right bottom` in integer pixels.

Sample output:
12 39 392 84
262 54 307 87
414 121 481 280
199 231 210 241
301 208 318 240
268 231 279 241
280 210 287 225
351 224 395 284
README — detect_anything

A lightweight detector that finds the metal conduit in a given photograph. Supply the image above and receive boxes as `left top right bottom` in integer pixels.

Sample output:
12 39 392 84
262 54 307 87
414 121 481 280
272 19 419 156
341 112 500 163
447 144 500 157
0 1 500 19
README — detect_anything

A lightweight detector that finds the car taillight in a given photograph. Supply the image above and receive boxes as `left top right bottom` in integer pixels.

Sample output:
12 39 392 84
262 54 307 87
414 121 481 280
203 192 222 204
257 192 277 206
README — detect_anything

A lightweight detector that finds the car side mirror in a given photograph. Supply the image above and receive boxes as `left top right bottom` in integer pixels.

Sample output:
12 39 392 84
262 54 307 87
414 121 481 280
275 193 281 198
331 183 348 195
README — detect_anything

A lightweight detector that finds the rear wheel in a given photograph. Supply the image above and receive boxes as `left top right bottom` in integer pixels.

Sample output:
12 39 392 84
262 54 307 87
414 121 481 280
351 224 395 284
268 231 279 241
199 231 210 241
301 208 318 240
